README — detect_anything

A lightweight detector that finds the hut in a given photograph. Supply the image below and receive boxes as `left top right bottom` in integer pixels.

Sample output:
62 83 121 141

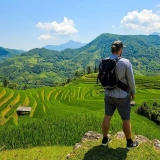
16 106 31 116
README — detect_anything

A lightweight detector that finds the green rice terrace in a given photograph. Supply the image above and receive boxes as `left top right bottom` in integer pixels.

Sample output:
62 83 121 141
0 74 160 159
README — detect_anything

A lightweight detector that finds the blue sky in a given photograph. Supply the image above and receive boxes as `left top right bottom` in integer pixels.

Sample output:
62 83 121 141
0 0 160 50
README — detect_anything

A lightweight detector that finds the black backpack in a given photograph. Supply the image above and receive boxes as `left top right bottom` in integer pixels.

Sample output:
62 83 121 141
97 57 129 91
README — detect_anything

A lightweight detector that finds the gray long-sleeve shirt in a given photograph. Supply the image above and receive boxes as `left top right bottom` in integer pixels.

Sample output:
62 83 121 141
105 54 135 98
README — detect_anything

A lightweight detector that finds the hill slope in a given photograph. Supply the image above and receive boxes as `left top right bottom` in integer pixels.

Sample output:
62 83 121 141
0 33 160 87
0 47 25 62
0 145 72 160
0 74 160 158
1 131 160 160
68 131 160 160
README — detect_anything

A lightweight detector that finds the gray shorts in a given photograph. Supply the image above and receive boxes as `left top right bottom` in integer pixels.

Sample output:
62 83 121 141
104 95 131 120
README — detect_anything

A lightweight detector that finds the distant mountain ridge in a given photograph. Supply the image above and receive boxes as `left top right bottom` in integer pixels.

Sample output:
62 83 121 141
150 32 160 36
1 33 160 88
0 47 25 62
44 40 87 51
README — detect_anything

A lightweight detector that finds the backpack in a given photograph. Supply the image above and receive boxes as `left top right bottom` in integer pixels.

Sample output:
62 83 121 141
97 57 129 91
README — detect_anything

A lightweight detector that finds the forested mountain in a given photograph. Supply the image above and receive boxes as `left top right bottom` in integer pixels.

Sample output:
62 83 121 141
44 40 87 51
0 33 160 88
0 47 25 62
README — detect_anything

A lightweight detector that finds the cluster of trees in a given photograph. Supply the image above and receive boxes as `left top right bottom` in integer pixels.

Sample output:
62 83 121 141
136 102 160 125
53 65 98 87
74 65 98 77
0 77 17 89
0 64 98 89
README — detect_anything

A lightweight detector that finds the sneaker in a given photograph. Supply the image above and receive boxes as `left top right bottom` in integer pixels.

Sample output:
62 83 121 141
101 137 111 146
126 141 139 149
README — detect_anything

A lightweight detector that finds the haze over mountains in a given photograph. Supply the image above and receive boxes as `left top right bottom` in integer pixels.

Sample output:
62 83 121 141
150 32 160 36
44 40 87 51
0 33 160 88
0 40 87 63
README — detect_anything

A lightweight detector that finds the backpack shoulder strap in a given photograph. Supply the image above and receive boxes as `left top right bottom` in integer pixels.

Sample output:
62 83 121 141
115 57 121 62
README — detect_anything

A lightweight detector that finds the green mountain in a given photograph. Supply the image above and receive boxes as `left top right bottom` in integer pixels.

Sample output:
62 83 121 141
0 46 25 62
0 33 160 88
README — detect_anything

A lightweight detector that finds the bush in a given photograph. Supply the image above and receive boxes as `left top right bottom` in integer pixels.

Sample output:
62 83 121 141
136 101 160 125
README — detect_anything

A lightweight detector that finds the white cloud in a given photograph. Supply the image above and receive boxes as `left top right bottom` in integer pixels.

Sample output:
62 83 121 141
112 25 115 28
38 34 56 40
156 11 160 14
36 17 78 35
155 4 160 7
120 10 160 33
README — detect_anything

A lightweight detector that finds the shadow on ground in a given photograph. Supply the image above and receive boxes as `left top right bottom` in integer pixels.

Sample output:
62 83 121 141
83 145 128 160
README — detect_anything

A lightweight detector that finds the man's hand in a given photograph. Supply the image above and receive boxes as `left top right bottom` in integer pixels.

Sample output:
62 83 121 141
131 94 134 100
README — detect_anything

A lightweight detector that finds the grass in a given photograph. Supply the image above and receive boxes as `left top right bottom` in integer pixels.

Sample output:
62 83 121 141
68 136 160 160
0 73 160 158
0 146 72 160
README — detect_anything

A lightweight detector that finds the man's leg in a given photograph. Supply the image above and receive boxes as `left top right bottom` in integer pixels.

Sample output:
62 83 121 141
122 119 138 149
122 120 131 139
115 95 138 149
102 95 115 146
101 115 112 146
102 115 112 137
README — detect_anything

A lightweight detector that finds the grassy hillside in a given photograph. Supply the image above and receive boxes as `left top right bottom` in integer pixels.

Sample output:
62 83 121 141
1 33 160 88
0 146 72 160
68 135 160 160
0 74 160 159
1 137 160 160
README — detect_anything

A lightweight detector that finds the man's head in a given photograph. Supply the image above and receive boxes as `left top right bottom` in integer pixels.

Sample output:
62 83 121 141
111 40 126 56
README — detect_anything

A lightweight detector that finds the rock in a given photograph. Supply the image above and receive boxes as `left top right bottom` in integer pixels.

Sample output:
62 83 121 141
153 139 160 150
130 101 136 106
66 131 160 160
66 153 70 160
114 131 125 139
81 131 103 142
73 143 82 150
135 135 149 144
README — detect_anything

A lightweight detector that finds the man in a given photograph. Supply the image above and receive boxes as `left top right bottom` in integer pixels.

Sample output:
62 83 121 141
101 40 139 149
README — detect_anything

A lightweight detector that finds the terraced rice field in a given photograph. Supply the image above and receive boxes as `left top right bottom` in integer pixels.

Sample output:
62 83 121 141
0 74 160 151
0 74 103 126
1 74 160 127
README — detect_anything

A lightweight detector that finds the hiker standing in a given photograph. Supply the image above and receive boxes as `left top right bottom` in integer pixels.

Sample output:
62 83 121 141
101 40 138 149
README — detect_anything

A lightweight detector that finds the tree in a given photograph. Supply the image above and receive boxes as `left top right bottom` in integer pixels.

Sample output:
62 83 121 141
3 78 9 87
86 66 91 74
94 63 99 73
75 71 80 77
66 78 72 84
8 83 17 89
83 68 86 75
23 85 28 90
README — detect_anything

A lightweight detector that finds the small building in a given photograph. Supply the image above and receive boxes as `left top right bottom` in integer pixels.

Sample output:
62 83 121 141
16 106 31 116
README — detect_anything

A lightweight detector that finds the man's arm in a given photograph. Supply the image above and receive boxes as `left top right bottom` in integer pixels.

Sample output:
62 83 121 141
126 61 136 100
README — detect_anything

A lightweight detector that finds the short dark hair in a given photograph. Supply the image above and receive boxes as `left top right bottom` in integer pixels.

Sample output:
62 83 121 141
111 45 121 53
111 40 126 53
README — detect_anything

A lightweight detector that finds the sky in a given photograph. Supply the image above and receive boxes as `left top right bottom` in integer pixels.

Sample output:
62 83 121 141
0 0 160 50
